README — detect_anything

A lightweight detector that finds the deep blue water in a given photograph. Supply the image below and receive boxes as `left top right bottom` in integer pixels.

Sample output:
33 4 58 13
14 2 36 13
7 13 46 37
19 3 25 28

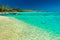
7 12 60 35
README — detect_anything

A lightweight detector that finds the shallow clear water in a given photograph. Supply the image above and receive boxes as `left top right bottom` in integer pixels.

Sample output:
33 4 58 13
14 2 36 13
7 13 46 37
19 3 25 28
7 12 60 35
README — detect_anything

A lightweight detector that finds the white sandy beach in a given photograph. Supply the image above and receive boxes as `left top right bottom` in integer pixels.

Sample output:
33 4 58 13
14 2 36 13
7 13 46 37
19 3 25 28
0 16 59 40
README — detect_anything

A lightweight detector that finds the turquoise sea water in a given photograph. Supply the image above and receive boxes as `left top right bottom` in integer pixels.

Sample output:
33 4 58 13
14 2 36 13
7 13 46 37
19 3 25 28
7 12 60 36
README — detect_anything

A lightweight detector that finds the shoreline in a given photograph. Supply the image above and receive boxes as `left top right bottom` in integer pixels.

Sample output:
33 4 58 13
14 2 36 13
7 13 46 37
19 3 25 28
0 16 59 40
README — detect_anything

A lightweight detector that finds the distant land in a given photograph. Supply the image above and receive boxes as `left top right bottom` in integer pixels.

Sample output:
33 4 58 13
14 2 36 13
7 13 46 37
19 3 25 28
0 5 44 12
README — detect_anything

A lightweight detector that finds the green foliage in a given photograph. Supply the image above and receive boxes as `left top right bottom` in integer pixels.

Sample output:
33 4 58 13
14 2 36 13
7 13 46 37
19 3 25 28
0 4 35 12
0 5 23 12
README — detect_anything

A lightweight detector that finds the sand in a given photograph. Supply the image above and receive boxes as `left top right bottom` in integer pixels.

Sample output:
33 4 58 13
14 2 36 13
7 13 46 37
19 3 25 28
0 16 59 40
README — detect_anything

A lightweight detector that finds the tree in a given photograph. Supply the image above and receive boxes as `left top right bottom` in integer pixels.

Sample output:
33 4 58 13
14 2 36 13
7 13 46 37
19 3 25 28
0 4 4 12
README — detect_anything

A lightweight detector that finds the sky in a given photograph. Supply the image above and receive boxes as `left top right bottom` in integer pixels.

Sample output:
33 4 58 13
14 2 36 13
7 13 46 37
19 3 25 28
0 0 60 12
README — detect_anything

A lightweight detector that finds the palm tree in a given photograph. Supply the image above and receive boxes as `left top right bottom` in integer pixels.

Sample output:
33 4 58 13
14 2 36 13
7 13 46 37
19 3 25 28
0 4 4 12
